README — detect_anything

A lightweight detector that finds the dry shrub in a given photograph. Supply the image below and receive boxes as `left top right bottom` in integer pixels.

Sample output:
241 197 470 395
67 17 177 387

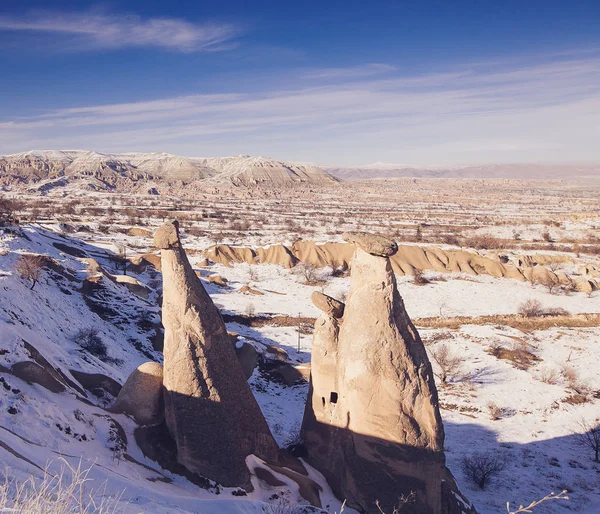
488 341 539 370
15 254 47 290
576 418 600 462
430 344 462 385
73 327 108 360
537 366 561 385
421 331 453 347
487 402 503 421
518 299 543 317
463 234 506 250
460 452 507 489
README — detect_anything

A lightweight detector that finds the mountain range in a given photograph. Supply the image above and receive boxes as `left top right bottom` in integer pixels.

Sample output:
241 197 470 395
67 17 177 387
1 150 599 193
0 150 338 191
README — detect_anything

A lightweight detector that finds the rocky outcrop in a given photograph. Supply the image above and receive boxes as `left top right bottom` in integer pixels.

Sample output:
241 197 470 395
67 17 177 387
201 240 599 291
311 291 344 318
111 362 164 425
301 233 474 514
155 220 280 488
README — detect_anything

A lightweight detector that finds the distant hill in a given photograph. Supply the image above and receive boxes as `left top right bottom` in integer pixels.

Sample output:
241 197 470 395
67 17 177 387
0 150 338 191
325 163 600 181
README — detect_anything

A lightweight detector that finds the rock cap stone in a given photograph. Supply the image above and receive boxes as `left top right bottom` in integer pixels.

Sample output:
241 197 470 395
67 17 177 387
342 231 398 257
311 291 345 318
154 220 180 249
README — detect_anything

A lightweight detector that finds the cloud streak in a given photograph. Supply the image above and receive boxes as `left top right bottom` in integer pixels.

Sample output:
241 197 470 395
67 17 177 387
1 55 599 165
0 11 240 52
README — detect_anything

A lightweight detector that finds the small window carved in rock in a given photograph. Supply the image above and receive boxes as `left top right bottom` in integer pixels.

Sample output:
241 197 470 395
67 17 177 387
330 392 338 404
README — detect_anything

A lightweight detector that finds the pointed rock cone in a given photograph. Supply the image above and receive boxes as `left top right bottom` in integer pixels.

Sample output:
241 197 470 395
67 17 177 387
302 233 475 514
154 220 279 487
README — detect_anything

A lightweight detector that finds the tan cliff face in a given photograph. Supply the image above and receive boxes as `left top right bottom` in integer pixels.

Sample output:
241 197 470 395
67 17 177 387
301 232 475 514
154 220 280 488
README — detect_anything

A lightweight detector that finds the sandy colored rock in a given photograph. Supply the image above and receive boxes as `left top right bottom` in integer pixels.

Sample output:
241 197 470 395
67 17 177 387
302 242 474 514
240 285 264 295
111 362 164 425
207 274 228 287
311 291 344 318
154 221 181 249
342 231 398 257
127 227 152 237
235 342 259 380
156 220 279 487
114 275 151 298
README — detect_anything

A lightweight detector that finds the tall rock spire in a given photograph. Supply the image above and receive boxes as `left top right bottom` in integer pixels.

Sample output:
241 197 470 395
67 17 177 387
302 231 475 513
154 220 279 488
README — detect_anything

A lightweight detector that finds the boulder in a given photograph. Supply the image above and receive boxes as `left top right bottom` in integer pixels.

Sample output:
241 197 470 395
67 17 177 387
207 275 228 287
11 361 65 393
235 342 259 380
342 231 398 257
311 291 344 318
70 369 122 397
111 362 164 425
301 240 474 514
240 285 264 295
154 220 280 488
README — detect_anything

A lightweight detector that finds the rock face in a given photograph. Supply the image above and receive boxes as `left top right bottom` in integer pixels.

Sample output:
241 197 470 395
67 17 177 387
111 362 164 426
155 221 280 487
301 234 474 514
342 230 399 257
311 291 344 318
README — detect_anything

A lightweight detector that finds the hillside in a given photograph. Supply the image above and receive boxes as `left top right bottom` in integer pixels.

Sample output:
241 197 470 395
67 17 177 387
326 163 600 181
0 151 338 191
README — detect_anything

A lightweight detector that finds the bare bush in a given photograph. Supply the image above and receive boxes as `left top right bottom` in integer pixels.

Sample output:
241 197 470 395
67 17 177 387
15 254 46 290
576 418 600 462
295 263 320 285
245 303 256 317
518 299 543 317
538 366 560 385
487 402 503 421
463 234 505 250
430 344 462 385
74 327 108 360
460 452 507 489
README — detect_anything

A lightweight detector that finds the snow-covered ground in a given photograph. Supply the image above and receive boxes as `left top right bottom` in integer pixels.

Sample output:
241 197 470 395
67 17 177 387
1 224 599 513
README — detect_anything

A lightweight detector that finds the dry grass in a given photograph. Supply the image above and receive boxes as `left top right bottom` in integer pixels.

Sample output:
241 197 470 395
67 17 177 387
0 458 123 513
414 313 600 331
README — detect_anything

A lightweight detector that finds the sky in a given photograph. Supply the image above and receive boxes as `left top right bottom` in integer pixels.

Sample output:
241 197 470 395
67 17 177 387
0 1 599 166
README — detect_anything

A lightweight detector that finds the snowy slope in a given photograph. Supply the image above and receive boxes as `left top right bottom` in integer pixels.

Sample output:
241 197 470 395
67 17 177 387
0 225 347 514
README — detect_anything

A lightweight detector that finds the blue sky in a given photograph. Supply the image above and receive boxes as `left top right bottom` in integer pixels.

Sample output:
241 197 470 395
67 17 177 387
0 1 599 165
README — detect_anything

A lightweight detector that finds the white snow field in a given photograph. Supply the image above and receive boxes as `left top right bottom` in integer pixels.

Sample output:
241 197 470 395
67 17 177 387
0 216 599 512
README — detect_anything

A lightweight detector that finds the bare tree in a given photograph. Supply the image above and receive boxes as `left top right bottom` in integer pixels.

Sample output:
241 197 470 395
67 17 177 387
15 254 46 290
430 344 462 385
576 418 600 462
460 452 507 489
537 273 561 294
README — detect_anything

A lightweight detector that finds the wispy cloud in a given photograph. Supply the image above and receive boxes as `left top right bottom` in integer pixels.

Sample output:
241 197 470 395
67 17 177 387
1 55 599 165
0 11 241 52
305 63 398 80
